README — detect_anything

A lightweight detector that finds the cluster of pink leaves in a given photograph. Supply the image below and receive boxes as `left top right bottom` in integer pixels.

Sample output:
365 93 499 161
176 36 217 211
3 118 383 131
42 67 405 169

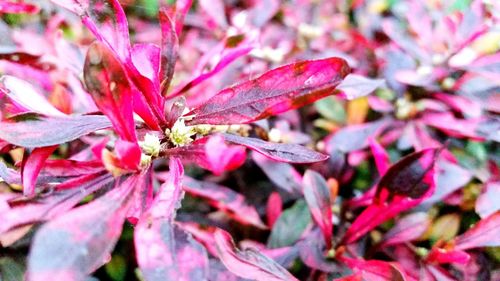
0 0 499 280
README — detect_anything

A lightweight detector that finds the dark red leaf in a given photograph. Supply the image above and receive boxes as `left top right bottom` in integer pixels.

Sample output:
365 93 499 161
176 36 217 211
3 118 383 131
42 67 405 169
214 229 299 281
27 174 137 280
302 170 333 249
84 42 136 142
0 115 111 147
222 133 328 163
377 147 441 199
159 9 178 96
187 57 350 125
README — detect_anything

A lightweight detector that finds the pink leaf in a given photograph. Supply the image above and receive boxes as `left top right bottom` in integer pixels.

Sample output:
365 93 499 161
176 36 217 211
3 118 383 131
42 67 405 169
214 229 299 281
0 115 111 148
204 134 246 176
453 212 500 250
380 212 430 247
182 177 266 229
266 192 282 228
135 158 210 281
222 133 328 163
199 0 227 28
0 76 66 117
0 173 113 234
187 57 350 125
253 152 303 194
475 182 500 219
21 146 58 196
426 248 470 265
84 42 136 142
336 74 385 100
114 139 141 171
27 174 137 280
303 170 333 249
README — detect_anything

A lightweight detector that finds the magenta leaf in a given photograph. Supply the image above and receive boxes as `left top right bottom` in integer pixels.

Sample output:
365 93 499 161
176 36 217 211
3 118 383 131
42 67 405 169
222 133 328 163
84 42 136 142
186 57 350 125
0 76 66 117
0 115 111 147
182 177 266 228
204 134 246 175
252 152 303 194
27 174 137 280
302 170 333 249
369 138 391 175
21 146 58 196
135 158 210 281
453 212 500 251
214 229 299 281
380 212 430 247
377 147 441 199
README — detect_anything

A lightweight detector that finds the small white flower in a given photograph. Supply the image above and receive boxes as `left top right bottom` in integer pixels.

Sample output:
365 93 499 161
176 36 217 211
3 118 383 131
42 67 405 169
169 120 196 147
139 133 161 157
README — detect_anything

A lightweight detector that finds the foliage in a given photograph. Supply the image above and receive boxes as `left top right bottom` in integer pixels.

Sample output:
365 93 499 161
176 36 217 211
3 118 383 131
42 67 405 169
0 0 499 280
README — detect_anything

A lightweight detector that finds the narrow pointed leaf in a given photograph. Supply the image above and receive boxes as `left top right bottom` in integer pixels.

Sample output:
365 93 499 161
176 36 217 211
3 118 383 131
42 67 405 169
21 146 57 196
222 133 328 163
0 115 111 147
84 42 136 141
27 175 137 280
159 9 178 96
303 170 333 249
453 212 500 250
214 229 299 281
336 74 385 100
187 57 350 125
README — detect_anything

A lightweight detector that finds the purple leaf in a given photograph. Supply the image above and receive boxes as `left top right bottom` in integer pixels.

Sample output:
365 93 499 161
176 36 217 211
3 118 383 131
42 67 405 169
182 177 266 229
214 229 299 281
84 42 136 142
186 57 350 125
336 74 385 100
326 119 390 153
302 170 333 249
21 146 58 196
380 212 430 247
0 76 66 117
253 152 303 194
0 115 111 147
453 212 500 251
135 158 210 281
424 160 472 205
27 174 137 280
222 133 328 163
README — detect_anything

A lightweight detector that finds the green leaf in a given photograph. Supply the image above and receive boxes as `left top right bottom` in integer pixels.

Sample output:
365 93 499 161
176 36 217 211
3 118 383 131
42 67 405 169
268 200 311 248
105 255 127 281
315 97 346 123
0 257 25 281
